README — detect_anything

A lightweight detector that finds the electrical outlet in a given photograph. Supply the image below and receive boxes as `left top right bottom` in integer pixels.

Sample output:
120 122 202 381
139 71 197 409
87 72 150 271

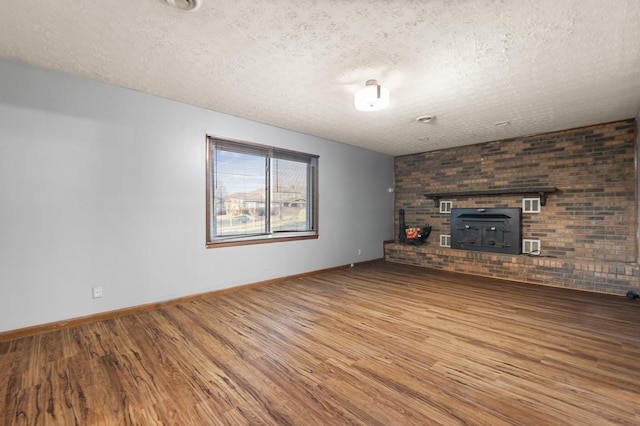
264 261 270 270
92 286 102 299
358 248 362 256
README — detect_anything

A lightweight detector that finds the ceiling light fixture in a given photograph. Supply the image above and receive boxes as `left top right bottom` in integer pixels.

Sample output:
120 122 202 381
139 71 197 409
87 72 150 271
354 80 390 112
161 0 201 11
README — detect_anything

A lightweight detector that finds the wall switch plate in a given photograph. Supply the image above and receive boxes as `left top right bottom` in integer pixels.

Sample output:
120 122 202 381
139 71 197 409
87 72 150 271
92 286 103 299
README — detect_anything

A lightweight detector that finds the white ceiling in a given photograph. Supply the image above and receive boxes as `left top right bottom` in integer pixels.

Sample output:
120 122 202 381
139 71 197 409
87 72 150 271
1 0 639 156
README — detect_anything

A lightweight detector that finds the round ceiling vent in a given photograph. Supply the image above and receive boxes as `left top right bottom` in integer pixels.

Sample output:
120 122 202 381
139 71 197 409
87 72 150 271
162 0 201 11
416 115 435 123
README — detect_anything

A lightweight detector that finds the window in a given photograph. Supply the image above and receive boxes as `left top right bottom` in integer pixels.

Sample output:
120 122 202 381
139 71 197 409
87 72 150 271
206 136 318 247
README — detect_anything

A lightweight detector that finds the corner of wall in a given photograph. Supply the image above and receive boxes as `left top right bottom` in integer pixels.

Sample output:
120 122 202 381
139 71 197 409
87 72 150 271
636 112 640 263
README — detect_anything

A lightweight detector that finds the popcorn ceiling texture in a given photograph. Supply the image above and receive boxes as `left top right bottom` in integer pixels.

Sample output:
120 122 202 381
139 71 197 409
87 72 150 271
386 120 638 295
0 0 639 156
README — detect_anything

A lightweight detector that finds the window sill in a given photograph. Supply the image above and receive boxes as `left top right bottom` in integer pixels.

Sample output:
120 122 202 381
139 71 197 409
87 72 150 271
206 232 318 248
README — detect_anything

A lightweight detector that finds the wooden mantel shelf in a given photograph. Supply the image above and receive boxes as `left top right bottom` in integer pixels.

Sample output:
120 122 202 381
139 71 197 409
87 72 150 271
425 187 558 206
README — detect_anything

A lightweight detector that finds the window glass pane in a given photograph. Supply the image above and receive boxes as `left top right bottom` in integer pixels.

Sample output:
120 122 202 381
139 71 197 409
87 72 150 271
270 157 309 232
214 149 267 236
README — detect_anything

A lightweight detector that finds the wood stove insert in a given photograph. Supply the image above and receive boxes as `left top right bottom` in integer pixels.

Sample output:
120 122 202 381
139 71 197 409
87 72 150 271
451 208 521 254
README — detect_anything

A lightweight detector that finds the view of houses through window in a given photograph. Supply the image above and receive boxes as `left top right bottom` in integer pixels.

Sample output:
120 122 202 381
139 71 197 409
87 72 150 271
207 137 318 245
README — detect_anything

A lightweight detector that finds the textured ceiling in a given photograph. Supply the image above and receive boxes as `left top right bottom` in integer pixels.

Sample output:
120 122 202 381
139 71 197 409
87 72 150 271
0 0 639 156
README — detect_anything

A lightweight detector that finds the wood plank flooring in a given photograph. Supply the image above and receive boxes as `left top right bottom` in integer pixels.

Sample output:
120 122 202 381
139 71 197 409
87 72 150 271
1 261 639 425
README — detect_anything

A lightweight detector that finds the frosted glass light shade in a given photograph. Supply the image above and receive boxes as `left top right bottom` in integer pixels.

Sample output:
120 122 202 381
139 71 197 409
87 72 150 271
354 79 390 111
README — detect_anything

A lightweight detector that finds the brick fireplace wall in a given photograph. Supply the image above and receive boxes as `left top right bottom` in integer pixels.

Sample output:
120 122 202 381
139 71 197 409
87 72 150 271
385 119 639 295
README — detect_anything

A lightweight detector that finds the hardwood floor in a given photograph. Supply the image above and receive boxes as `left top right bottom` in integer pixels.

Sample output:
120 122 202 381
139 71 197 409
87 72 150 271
1 261 639 425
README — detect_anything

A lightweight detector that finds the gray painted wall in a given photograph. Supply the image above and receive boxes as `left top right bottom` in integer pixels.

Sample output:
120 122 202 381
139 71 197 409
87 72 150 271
0 58 395 332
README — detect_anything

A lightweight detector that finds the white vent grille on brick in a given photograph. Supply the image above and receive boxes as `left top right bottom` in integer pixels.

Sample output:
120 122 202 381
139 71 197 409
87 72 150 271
523 239 541 254
523 198 541 213
439 200 453 214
